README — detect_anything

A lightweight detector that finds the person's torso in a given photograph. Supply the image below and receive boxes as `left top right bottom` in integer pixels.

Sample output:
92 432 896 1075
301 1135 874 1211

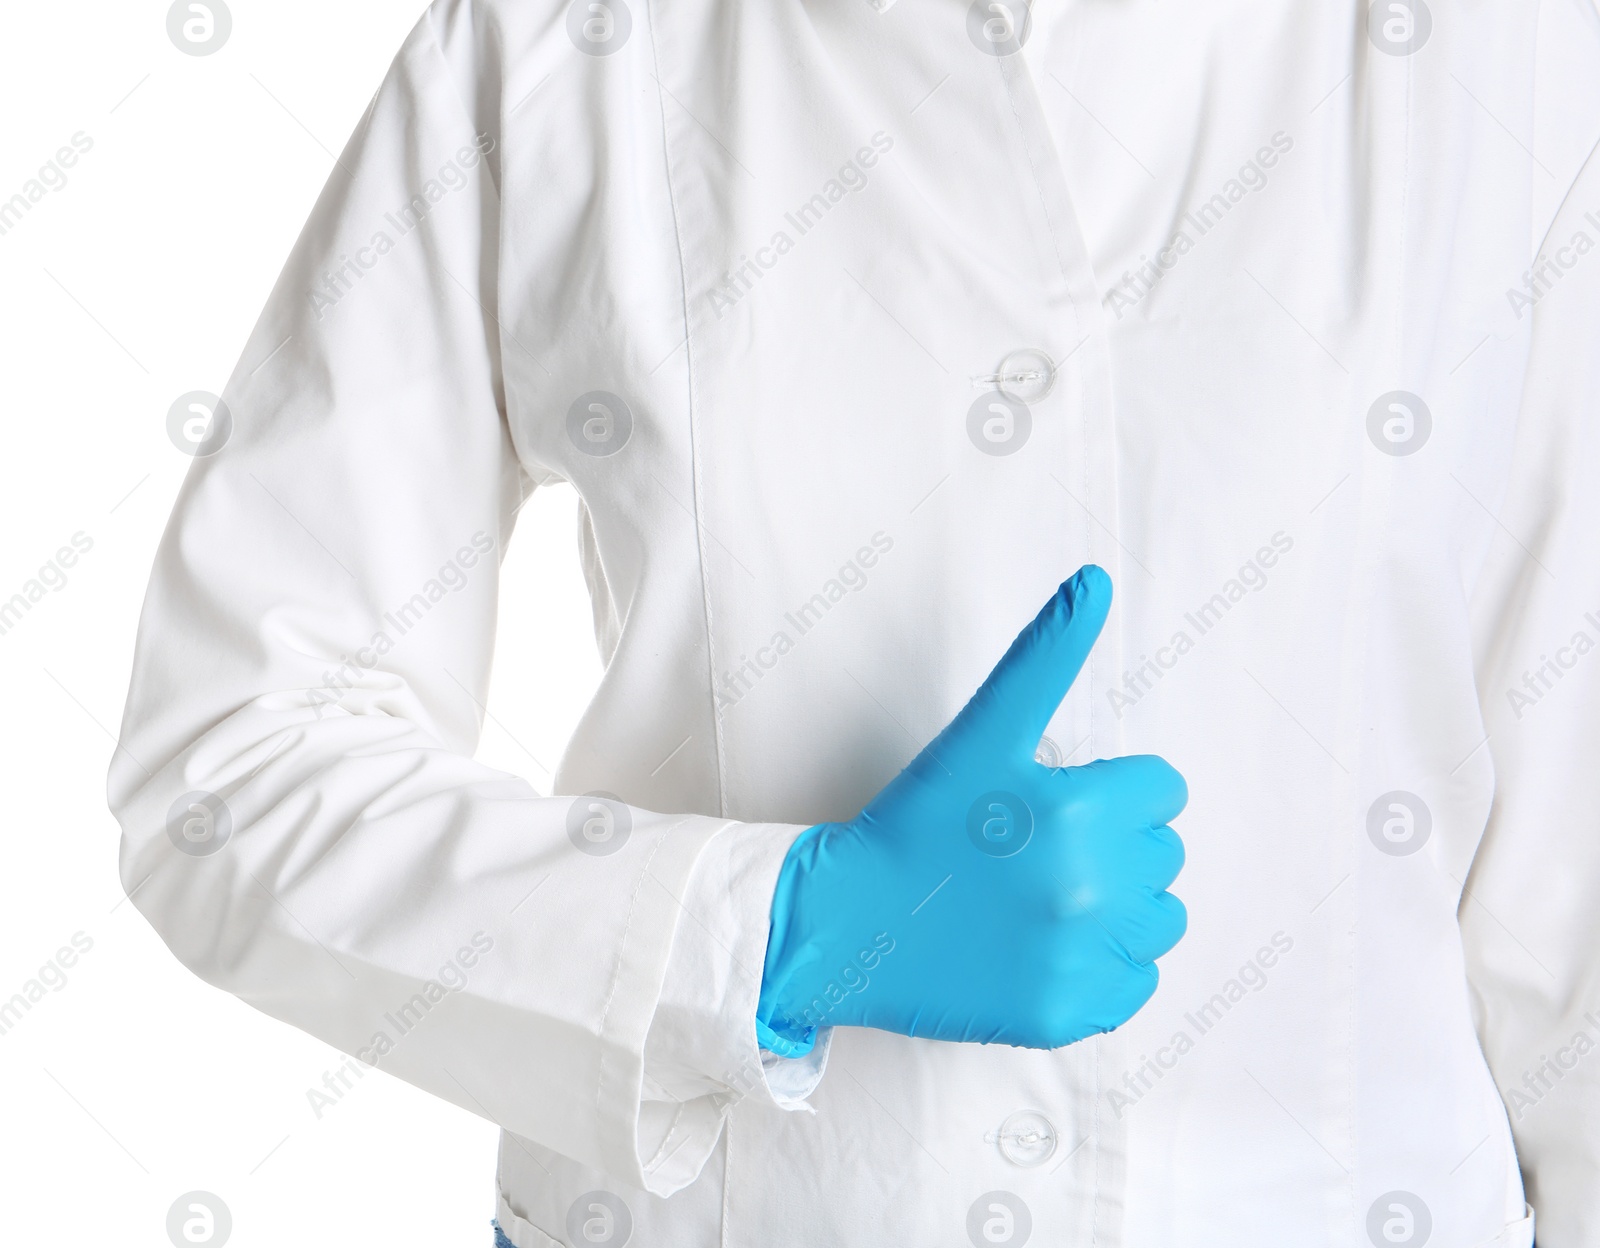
483 1 1600 1242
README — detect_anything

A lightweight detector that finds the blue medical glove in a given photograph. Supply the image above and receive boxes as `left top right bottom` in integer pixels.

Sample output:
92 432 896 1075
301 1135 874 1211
756 565 1188 1055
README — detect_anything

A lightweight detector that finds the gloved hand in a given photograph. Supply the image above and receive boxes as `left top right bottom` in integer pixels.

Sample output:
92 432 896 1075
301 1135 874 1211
756 565 1188 1055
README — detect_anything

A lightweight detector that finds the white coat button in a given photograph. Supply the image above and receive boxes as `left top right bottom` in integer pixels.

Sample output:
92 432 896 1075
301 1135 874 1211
981 348 1055 403
990 1110 1058 1167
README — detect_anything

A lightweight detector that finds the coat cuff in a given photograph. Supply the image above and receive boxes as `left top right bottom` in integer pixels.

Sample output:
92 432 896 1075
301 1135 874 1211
633 819 830 1194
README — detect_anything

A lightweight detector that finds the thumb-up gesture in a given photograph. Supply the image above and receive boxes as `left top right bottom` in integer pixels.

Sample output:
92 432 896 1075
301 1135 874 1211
757 566 1188 1053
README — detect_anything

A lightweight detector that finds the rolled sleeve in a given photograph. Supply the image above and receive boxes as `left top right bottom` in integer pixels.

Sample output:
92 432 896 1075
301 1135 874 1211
640 819 832 1194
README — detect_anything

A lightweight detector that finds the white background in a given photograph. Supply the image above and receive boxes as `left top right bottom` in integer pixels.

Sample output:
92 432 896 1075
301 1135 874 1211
0 2 603 1241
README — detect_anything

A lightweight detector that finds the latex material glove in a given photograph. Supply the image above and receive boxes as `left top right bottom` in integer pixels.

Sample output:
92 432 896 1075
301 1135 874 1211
756 565 1187 1055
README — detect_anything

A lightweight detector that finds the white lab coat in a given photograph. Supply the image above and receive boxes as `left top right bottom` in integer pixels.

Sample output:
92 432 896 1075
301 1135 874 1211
109 0 1600 1243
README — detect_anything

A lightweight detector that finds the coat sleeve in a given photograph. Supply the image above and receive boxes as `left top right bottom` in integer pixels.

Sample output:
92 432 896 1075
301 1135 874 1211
1464 139 1600 1248
106 4 819 1198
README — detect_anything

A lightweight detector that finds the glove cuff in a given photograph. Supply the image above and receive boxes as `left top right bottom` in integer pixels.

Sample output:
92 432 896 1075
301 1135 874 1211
754 1015 817 1057
755 822 832 1054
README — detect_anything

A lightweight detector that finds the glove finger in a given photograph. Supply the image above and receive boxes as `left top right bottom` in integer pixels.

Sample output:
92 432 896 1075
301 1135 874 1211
949 565 1112 760
1085 958 1161 1036
1107 887 1189 964
1132 822 1186 892
1064 753 1188 828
